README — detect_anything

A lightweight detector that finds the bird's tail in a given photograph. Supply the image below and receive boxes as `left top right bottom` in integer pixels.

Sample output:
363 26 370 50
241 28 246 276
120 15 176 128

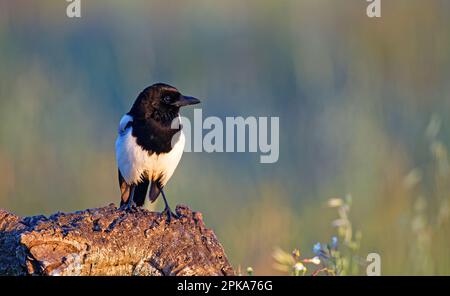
119 170 130 206
149 180 162 203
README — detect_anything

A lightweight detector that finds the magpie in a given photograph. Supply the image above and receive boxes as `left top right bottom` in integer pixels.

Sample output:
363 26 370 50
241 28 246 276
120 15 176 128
115 83 200 220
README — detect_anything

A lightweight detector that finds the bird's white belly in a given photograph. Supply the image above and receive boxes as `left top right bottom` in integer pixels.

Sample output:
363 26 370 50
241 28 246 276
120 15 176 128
115 128 185 186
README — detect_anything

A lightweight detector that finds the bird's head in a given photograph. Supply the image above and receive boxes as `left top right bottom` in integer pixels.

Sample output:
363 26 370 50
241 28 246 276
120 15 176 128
129 83 200 124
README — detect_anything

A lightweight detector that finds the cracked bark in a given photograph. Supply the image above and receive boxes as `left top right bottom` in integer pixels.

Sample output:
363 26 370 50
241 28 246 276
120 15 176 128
0 204 234 276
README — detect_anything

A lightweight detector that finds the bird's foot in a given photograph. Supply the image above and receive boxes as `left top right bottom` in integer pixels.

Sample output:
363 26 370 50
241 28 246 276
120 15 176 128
161 207 179 223
119 201 138 213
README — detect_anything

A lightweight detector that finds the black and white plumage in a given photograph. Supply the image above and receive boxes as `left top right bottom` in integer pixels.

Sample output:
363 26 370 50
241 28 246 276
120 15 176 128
115 83 200 218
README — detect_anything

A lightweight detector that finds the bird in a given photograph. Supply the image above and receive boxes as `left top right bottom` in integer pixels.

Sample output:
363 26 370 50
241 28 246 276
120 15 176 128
115 83 200 220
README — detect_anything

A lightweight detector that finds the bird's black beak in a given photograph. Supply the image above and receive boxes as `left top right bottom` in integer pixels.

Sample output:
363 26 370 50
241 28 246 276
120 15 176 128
173 95 201 107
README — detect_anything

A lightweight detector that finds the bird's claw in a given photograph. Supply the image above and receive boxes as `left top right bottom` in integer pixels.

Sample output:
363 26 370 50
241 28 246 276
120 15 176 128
162 207 179 223
119 202 138 213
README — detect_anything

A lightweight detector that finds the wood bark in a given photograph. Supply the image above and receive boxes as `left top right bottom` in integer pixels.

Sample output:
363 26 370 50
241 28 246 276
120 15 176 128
0 204 234 276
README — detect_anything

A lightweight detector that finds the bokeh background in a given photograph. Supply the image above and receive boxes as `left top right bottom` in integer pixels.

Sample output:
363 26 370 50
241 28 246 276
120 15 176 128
1 0 449 275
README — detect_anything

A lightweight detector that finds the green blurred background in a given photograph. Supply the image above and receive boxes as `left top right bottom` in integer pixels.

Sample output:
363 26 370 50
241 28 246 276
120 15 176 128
1 0 449 275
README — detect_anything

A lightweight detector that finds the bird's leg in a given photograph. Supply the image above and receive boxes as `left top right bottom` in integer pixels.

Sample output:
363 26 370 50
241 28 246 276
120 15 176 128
160 187 179 222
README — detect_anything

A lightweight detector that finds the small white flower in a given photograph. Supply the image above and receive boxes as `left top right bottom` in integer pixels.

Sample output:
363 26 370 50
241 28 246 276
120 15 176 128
294 262 306 271
327 198 343 208
310 256 321 265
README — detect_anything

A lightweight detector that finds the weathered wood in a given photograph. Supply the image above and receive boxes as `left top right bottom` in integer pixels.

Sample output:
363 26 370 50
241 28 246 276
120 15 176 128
0 204 234 276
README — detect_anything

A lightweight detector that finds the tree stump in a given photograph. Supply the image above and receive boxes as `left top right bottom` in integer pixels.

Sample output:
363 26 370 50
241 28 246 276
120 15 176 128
0 204 234 276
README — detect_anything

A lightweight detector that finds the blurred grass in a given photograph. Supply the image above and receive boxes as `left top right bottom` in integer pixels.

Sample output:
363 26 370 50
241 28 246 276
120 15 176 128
0 0 450 275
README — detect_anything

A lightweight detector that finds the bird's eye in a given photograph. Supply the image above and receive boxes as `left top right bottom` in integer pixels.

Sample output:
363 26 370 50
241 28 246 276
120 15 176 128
163 96 172 104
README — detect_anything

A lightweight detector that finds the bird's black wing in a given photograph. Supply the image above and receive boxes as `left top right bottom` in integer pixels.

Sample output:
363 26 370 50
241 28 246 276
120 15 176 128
133 179 150 207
